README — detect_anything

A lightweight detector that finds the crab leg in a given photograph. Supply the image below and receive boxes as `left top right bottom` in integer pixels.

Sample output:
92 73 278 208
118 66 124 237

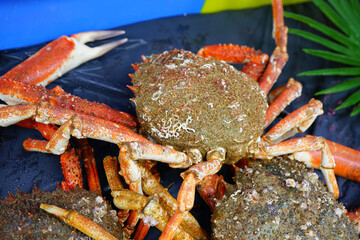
0 77 137 128
196 174 227 212
40 203 118 240
161 148 226 240
262 98 323 145
0 102 190 163
103 156 130 224
197 44 269 81
2 30 127 87
264 78 302 128
111 190 194 240
258 0 289 94
347 208 360 228
257 135 339 199
75 139 101 194
292 138 360 182
15 118 84 191
138 164 208 240
104 158 199 240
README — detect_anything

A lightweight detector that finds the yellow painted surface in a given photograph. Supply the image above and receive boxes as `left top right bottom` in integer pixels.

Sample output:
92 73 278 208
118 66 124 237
201 0 311 13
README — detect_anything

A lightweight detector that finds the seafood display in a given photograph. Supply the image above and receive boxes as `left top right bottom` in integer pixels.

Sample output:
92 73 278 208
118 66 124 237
211 157 359 239
0 0 359 239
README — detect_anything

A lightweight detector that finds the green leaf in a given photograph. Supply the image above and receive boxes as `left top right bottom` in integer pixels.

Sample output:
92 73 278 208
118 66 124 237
284 11 360 49
328 0 360 38
335 88 360 110
315 77 360 95
303 49 360 67
312 0 351 36
298 68 360 76
288 28 360 57
350 102 360 116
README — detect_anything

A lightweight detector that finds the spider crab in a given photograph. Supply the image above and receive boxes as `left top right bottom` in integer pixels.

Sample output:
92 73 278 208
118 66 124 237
0 0 360 239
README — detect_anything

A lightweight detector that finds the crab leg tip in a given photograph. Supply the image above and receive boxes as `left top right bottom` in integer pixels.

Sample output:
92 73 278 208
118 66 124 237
71 30 126 43
92 38 128 56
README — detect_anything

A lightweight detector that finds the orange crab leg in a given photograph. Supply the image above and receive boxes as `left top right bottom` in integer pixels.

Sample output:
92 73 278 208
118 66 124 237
104 158 199 240
292 138 360 182
0 77 137 128
133 221 151 240
161 151 225 240
262 98 323 144
60 149 84 190
111 190 194 240
258 0 289 94
15 119 84 191
23 138 84 191
103 156 130 225
196 174 227 212
40 203 118 240
347 208 360 228
0 102 191 168
264 78 302 128
2 30 127 87
75 139 101 194
197 44 269 81
138 164 208 240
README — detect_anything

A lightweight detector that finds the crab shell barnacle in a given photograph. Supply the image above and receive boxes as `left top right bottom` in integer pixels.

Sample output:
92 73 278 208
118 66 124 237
131 49 268 164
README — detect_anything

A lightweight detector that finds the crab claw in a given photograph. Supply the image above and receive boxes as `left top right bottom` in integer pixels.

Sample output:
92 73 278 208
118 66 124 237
3 30 127 86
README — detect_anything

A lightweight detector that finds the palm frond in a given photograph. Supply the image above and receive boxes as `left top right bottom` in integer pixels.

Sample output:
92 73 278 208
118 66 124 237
285 0 360 116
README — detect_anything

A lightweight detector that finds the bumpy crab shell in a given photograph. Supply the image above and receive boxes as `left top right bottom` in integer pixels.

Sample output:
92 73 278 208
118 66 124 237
132 49 267 163
211 157 359 239
0 188 123 239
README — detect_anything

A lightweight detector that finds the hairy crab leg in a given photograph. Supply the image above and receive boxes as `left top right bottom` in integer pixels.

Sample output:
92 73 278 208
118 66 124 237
197 44 269 81
17 119 99 193
2 30 127 86
292 138 360 182
40 203 118 240
264 78 302 128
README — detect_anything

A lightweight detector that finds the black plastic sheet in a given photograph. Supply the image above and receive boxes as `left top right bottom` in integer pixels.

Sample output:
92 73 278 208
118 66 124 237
0 2 359 238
